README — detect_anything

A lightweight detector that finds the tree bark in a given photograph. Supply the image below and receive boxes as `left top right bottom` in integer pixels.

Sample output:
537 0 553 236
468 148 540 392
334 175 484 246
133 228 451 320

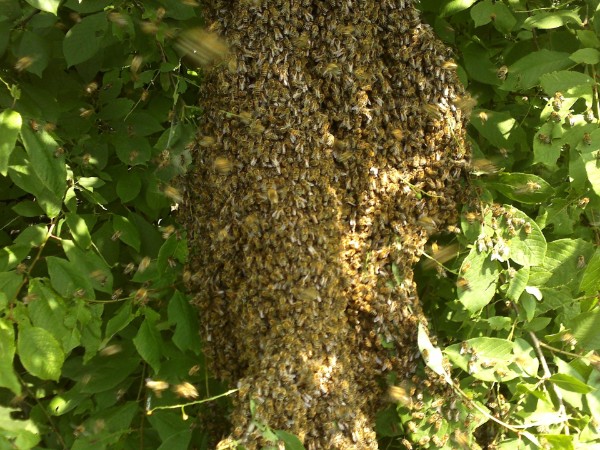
183 1 469 448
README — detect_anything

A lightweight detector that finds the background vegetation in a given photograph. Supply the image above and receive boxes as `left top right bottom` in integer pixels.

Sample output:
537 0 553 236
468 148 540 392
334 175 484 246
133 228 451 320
0 0 599 449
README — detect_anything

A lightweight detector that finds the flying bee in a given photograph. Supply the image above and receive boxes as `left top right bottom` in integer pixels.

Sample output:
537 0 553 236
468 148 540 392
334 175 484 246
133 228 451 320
335 150 353 163
478 111 488 123
163 185 183 203
514 181 541 194
267 186 279 205
323 62 341 78
496 65 508 80
442 60 457 70
173 382 199 399
15 56 35 72
199 136 216 147
138 256 151 273
175 28 229 67
146 379 169 396
339 24 355 35
214 156 233 174
457 277 470 291
422 104 442 120
391 128 404 140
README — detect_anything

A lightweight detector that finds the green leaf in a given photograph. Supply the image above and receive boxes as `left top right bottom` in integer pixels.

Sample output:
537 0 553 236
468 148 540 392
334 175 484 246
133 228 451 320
133 316 162 372
275 430 306 450
28 279 80 353
533 122 563 167
490 173 553 204
62 240 113 294
502 206 547 267
116 170 142 203
458 247 501 313
16 30 50 77
24 0 60 14
506 266 529 301
12 200 44 217
0 406 40 449
112 214 141 252
462 42 503 86
568 309 600 351
577 128 600 197
570 48 600 65
440 0 477 17
113 134 152 166
65 213 92 249
470 0 516 33
470 109 528 151
549 374 595 394
46 256 95 299
445 337 519 382
523 10 583 30
0 109 22 176
503 50 572 91
157 430 192 450
63 12 108 67
17 326 65 381
580 249 600 296
530 239 593 292
0 318 21 395
0 271 24 306
104 302 135 343
168 291 200 353
19 126 66 200
158 234 187 272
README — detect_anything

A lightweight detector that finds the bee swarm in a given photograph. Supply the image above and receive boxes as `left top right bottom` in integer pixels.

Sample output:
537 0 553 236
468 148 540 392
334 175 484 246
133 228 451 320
183 0 469 448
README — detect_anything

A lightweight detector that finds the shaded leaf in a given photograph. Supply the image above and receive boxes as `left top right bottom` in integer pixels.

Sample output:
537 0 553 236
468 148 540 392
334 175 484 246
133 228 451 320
0 109 21 176
63 13 108 67
133 317 162 372
0 318 21 395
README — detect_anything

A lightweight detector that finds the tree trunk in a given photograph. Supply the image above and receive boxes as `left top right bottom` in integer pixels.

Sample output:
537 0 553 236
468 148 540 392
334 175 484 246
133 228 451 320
183 0 469 448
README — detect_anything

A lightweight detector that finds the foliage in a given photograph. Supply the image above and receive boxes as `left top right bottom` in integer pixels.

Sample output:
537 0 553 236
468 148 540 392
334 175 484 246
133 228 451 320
0 1 229 449
1 0 600 449
400 0 600 449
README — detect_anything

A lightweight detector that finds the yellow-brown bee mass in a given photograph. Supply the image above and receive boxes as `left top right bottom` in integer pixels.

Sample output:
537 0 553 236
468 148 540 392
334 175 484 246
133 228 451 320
183 0 469 448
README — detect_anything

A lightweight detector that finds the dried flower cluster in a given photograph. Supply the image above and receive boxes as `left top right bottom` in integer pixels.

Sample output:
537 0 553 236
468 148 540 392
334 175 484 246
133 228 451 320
183 0 469 448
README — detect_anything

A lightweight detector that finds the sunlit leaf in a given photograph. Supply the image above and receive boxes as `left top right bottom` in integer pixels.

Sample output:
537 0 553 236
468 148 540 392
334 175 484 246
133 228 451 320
17 326 65 381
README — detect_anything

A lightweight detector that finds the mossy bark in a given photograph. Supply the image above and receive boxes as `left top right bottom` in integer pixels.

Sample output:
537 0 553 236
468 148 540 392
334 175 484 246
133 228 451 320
183 1 469 448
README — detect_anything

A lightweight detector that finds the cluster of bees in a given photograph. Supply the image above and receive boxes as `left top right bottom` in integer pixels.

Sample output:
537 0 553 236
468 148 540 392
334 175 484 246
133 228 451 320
183 0 470 448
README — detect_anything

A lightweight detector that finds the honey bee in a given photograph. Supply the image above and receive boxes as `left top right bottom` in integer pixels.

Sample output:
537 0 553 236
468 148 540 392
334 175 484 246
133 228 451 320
15 56 34 72
538 133 551 144
583 132 592 145
267 186 279 205
391 128 404 140
163 185 183 203
442 60 457 70
146 379 169 396
457 277 470 291
496 65 508 80
577 255 586 269
173 382 199 399
138 256 151 273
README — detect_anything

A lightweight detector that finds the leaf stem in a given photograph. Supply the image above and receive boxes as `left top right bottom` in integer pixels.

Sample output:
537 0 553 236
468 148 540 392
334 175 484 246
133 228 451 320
146 389 238 415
